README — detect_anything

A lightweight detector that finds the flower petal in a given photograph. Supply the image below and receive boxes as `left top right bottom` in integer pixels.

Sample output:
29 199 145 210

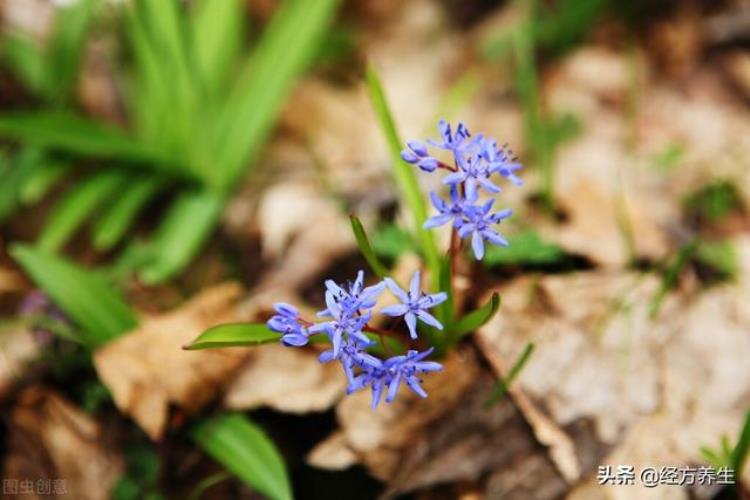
472 231 485 260
380 304 409 316
405 312 418 339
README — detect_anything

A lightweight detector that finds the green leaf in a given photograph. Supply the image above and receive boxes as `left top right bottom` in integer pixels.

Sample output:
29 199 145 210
370 223 417 260
45 0 101 101
191 413 292 500
365 65 441 289
0 148 42 223
2 32 46 95
695 240 739 282
650 240 698 317
19 158 69 205
38 170 127 252
191 0 244 98
730 411 750 474
450 293 500 340
363 332 405 358
92 175 161 250
214 0 341 191
483 230 565 266
349 215 388 278
0 112 162 164
10 244 138 347
484 342 535 408
435 254 455 330
185 323 278 350
138 189 223 284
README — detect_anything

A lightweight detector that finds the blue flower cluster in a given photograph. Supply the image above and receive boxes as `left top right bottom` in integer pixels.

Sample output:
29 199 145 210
402 119 523 260
267 270 446 408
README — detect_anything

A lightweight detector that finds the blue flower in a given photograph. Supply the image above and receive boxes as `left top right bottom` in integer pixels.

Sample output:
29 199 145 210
428 119 477 162
441 154 501 199
267 303 311 347
349 348 443 408
381 270 447 339
311 291 372 358
424 185 476 230
401 140 439 172
318 270 384 317
319 336 375 387
457 200 513 260
480 138 523 186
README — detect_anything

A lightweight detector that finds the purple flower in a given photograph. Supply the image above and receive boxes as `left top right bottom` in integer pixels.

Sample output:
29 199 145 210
319 336 375 387
480 138 523 186
349 348 443 408
457 200 513 260
381 270 447 339
424 185 476 230
401 140 439 172
428 119 477 163
318 270 385 317
442 154 501 199
267 303 312 347
311 291 372 358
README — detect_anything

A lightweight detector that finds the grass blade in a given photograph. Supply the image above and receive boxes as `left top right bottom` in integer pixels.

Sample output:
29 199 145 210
484 342 535 407
45 0 101 102
214 0 341 191
184 323 278 350
138 189 223 284
191 413 292 500
0 148 42 223
0 112 163 165
91 175 161 250
10 244 137 347
365 65 441 289
2 32 46 96
19 158 69 205
191 0 245 98
349 215 388 278
450 293 500 340
38 170 126 252
730 411 750 474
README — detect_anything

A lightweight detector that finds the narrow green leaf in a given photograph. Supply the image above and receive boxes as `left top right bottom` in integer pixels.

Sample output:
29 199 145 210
349 215 388 278
18 158 69 205
191 0 244 98
191 413 292 500
0 148 41 223
730 411 750 474
434 254 455 337
484 342 535 408
450 293 501 340
2 32 46 95
45 0 101 101
215 0 341 191
38 170 126 252
0 112 163 165
92 175 161 250
649 240 698 317
10 244 137 347
365 65 441 289
138 189 223 284
185 323 278 350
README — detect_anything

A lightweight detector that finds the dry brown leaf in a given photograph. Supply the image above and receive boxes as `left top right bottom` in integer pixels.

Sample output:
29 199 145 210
477 236 750 498
223 343 346 413
93 283 248 440
3 386 123 500
0 325 39 399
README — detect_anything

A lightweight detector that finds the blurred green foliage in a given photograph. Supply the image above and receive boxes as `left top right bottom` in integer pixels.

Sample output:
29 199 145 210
684 180 744 224
0 0 341 284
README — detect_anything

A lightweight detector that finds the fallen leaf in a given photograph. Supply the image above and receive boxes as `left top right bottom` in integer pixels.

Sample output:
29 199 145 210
0 324 39 399
223 343 346 413
3 386 123 500
93 283 249 440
